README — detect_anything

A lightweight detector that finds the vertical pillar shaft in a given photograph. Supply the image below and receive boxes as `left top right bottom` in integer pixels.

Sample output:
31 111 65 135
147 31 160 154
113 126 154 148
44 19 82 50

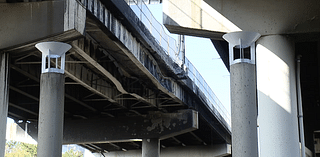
37 73 65 157
230 63 258 157
0 53 9 157
142 138 160 157
223 31 260 157
256 35 300 157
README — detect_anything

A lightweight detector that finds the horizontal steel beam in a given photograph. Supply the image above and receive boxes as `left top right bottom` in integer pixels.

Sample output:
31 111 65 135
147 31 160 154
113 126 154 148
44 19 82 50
70 42 154 106
10 65 101 112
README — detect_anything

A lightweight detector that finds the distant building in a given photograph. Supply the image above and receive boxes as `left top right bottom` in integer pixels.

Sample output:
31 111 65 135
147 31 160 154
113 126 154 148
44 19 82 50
6 122 36 144
5 122 97 156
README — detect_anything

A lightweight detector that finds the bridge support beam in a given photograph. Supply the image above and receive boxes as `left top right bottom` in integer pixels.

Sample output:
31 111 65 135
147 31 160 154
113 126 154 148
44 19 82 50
63 109 197 144
142 138 160 157
0 0 85 49
256 35 300 157
24 110 198 144
0 53 9 157
37 73 65 157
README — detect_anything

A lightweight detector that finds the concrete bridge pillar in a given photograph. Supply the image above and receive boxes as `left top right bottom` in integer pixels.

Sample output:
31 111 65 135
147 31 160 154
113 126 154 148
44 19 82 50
37 73 65 157
223 31 260 157
256 35 300 157
36 42 71 157
0 52 9 157
142 138 160 157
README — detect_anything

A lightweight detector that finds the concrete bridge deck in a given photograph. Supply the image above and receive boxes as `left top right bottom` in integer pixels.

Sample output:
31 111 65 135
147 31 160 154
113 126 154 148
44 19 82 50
0 0 231 156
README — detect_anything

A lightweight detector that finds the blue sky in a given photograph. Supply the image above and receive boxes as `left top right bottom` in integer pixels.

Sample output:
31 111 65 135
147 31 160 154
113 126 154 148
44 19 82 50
147 4 231 114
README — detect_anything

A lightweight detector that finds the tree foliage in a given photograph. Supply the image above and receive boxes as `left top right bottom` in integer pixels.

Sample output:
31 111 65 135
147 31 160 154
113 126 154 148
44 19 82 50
62 149 83 157
5 141 83 157
5 140 37 157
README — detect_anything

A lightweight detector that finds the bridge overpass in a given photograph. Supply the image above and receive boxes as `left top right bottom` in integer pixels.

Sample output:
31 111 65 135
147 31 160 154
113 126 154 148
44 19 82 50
163 0 320 156
0 0 231 156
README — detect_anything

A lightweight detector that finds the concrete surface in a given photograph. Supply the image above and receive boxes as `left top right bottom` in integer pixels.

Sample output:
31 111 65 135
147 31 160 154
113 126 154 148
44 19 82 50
256 35 300 157
230 63 258 157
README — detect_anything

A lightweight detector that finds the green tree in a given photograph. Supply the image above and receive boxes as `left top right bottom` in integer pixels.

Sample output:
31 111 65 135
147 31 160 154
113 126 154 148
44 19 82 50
62 149 83 157
6 141 83 157
5 140 37 157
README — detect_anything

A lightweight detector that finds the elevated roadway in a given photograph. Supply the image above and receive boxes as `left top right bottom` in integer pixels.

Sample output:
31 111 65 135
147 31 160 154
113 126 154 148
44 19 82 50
0 0 231 156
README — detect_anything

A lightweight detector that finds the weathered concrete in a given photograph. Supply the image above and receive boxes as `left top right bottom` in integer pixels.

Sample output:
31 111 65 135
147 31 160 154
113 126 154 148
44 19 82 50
84 0 231 141
0 53 9 157
163 0 320 38
37 73 65 157
256 35 300 157
25 110 198 144
142 138 160 157
230 63 258 157
0 0 85 49
63 110 198 144
98 144 231 157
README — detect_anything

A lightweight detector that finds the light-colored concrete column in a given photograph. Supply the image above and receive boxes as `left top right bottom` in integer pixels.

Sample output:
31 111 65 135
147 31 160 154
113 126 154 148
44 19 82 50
36 42 71 157
142 138 160 157
230 63 258 157
256 35 300 157
223 31 260 157
0 52 9 157
37 73 65 157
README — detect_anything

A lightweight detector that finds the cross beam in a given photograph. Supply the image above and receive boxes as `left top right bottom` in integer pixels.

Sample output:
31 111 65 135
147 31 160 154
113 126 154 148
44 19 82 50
24 109 198 144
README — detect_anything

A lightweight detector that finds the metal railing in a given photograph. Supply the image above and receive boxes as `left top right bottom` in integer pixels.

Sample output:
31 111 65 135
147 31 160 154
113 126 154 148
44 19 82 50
126 0 231 130
127 0 184 66
185 59 231 130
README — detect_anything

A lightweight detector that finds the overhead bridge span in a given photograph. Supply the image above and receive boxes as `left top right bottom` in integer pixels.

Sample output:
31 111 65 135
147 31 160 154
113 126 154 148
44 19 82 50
0 0 231 156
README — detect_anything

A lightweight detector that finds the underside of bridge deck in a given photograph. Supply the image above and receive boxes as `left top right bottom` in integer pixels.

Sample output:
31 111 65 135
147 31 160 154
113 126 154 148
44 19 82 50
0 0 231 155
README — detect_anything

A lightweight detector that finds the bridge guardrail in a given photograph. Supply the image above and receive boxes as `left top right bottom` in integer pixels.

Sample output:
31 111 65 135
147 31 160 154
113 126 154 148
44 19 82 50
126 0 231 130
128 0 184 66
185 58 231 130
